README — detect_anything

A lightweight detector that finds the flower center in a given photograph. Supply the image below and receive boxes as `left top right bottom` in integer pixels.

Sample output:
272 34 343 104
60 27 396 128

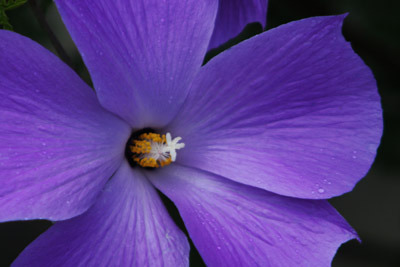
126 130 185 168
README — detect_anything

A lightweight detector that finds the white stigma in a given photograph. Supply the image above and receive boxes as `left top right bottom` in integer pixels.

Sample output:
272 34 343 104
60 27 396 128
163 132 185 161
144 133 185 162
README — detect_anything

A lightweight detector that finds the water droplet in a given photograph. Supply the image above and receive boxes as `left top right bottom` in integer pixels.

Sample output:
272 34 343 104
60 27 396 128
352 155 357 159
165 231 171 240
318 188 325 193
217 246 221 250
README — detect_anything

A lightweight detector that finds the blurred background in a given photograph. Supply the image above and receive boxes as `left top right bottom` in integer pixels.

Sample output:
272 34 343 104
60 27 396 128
0 0 399 266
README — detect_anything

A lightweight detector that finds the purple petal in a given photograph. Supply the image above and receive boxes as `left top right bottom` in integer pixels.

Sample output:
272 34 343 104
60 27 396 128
168 15 382 199
0 30 130 222
209 0 268 50
13 162 189 267
148 165 357 266
55 0 218 128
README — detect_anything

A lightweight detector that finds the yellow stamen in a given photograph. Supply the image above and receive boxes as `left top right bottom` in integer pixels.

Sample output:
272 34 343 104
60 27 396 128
129 132 184 168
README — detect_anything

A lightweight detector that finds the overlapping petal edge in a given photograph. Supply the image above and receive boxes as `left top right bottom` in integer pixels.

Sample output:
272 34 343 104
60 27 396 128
0 30 130 222
209 0 268 50
0 0 382 266
54 0 219 128
169 15 382 199
13 162 189 266
148 165 358 266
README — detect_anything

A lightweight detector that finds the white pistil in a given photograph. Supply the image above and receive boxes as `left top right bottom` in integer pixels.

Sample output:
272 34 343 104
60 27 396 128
163 132 185 161
131 132 185 168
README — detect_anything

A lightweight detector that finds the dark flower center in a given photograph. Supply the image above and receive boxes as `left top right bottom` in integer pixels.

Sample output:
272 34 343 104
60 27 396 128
125 128 184 169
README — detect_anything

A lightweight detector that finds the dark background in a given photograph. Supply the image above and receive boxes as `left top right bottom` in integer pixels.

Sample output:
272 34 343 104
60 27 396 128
1 0 399 266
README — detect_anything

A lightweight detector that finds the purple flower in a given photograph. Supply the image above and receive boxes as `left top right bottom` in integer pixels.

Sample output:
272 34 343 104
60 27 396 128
0 0 382 266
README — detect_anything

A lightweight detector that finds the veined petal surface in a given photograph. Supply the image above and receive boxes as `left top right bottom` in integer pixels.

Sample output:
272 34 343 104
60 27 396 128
55 0 218 128
209 0 268 50
168 15 382 199
0 30 130 221
148 165 357 266
13 162 189 267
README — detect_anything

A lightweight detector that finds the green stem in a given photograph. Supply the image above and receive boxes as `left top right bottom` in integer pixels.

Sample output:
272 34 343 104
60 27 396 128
28 0 74 68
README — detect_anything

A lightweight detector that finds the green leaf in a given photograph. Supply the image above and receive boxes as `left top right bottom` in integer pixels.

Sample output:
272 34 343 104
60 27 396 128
0 0 27 30
0 9 12 30
0 0 28 10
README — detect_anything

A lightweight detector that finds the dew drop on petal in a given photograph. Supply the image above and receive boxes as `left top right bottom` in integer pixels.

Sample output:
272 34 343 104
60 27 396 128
318 188 325 194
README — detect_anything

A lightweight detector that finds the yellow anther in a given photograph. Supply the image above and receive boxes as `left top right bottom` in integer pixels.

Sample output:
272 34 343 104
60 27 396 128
129 132 182 168
139 133 166 143
138 158 158 168
130 140 152 154
160 158 172 167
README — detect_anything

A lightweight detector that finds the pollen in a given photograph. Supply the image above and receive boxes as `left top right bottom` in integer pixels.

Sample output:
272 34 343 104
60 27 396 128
130 132 185 168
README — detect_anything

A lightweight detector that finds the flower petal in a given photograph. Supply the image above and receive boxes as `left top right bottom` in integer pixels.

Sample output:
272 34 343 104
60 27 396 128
55 0 218 128
0 30 130 222
12 162 189 267
167 15 382 199
209 0 268 50
148 165 357 266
